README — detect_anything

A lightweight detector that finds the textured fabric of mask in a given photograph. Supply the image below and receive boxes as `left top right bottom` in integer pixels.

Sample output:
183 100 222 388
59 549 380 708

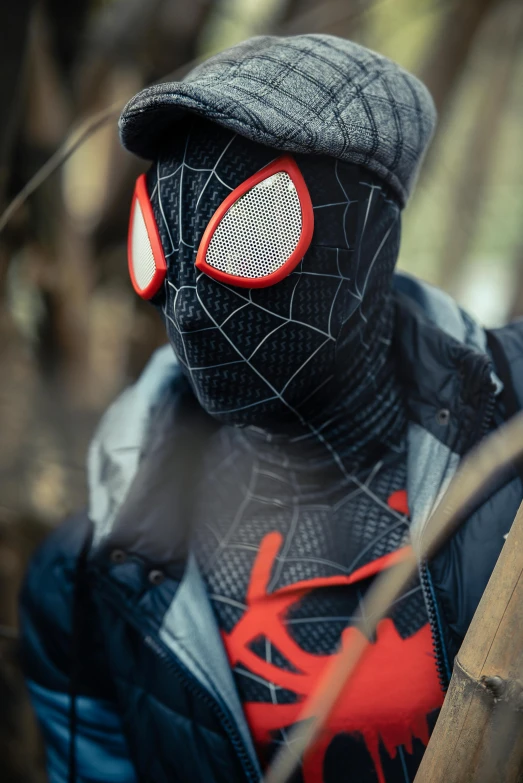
146 120 402 439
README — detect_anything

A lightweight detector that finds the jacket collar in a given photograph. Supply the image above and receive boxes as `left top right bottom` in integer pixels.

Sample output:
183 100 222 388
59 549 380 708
392 275 499 548
88 273 499 557
393 276 497 456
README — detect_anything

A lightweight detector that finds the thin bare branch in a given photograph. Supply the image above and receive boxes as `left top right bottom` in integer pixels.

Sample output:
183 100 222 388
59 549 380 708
0 54 201 236
0 102 120 234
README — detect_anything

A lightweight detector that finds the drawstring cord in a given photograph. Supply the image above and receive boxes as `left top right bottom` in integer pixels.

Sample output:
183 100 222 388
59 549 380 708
68 530 92 783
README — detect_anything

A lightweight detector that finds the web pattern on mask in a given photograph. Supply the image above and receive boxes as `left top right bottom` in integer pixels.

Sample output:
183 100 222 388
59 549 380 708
149 125 404 470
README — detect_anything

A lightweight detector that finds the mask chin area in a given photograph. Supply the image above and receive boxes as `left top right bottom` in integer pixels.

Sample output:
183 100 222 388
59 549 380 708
195 155 314 289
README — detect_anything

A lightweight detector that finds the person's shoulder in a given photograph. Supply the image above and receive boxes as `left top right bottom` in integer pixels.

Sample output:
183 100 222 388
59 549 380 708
21 511 92 623
486 320 523 412
24 346 182 601
489 320 523 363
393 272 487 353
19 511 93 688
87 345 185 546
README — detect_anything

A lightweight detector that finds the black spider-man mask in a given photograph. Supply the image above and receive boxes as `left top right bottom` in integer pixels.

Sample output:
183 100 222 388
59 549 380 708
130 120 402 442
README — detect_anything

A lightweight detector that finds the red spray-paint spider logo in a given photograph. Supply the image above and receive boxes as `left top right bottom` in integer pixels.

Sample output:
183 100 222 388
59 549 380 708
222 496 443 783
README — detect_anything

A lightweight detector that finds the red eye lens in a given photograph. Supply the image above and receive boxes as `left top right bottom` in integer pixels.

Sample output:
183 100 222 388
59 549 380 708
196 155 314 289
128 174 167 300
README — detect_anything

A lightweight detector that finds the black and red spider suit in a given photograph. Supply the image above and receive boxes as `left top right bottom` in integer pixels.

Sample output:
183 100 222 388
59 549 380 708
20 34 523 783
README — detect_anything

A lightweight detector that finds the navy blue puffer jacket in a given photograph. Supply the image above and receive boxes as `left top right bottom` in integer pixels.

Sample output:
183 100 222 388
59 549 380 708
19 275 523 783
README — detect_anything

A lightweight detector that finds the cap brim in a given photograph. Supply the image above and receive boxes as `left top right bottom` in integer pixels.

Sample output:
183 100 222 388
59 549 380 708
119 84 285 162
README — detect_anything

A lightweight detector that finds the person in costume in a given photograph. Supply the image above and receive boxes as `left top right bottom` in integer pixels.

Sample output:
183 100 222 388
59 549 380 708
20 35 523 783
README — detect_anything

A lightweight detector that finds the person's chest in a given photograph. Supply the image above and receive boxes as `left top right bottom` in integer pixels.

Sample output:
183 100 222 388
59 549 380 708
193 430 444 783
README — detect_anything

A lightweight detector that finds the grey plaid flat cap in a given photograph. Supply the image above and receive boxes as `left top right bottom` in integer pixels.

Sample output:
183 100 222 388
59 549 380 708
119 34 436 206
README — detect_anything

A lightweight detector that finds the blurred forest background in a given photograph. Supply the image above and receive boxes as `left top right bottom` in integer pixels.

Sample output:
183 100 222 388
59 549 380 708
0 0 522 779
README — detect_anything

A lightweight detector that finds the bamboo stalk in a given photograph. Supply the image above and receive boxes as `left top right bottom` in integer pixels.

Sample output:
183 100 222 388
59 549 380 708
414 499 523 783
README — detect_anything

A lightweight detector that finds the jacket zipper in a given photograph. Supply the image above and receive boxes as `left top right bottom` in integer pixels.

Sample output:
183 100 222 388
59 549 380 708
143 634 260 783
480 388 496 437
420 563 450 690
421 381 497 692
97 579 260 783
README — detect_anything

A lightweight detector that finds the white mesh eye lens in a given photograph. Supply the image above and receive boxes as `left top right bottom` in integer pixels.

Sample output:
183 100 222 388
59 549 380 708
207 172 301 279
196 156 314 289
128 174 166 299
131 200 156 290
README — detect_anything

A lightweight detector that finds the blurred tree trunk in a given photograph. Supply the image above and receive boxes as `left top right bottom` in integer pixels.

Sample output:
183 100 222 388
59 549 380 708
0 0 33 208
433 0 523 294
0 0 34 308
281 0 369 38
419 0 502 118
43 0 91 86
507 241 523 320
